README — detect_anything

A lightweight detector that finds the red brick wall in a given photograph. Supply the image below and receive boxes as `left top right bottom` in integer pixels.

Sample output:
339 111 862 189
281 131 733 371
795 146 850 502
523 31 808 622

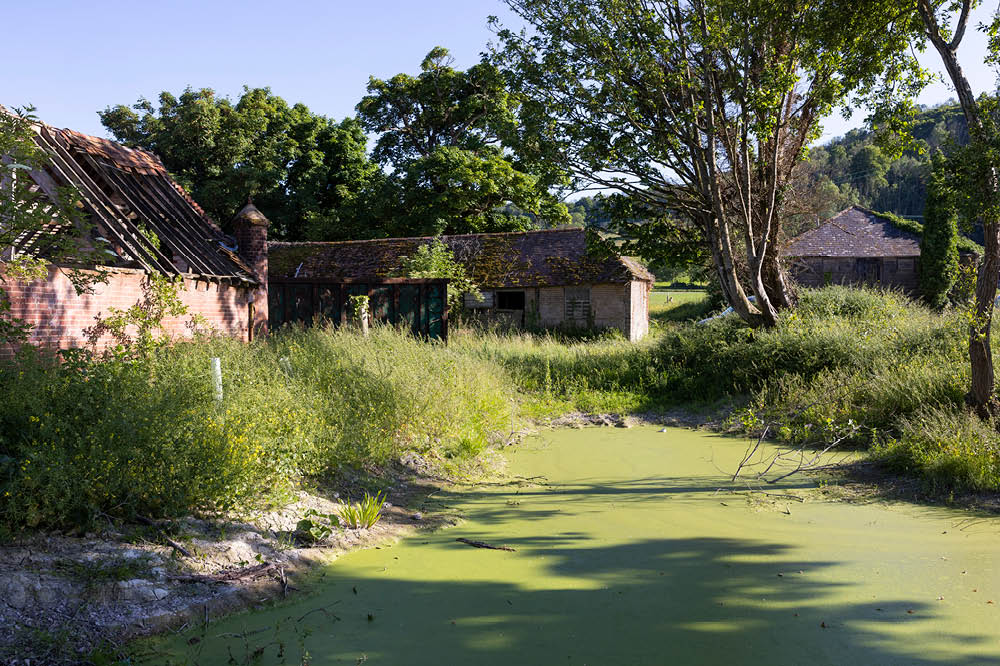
2 266 255 357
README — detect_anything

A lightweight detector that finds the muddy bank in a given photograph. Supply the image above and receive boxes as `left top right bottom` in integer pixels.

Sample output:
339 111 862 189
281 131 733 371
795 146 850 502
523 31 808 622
0 451 489 664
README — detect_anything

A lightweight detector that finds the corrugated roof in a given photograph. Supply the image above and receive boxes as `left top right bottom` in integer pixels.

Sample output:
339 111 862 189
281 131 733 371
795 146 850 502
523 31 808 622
9 118 256 284
784 206 921 258
269 228 654 287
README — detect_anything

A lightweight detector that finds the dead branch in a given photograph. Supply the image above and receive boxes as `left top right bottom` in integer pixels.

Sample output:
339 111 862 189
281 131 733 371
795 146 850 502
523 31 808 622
456 538 516 552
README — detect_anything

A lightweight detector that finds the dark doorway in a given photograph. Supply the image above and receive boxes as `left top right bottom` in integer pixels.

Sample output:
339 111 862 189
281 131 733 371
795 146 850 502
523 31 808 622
497 291 526 311
855 258 881 284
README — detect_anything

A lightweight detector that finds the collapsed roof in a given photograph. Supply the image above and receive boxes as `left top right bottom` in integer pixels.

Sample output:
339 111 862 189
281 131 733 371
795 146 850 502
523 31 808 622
269 228 655 287
7 119 256 285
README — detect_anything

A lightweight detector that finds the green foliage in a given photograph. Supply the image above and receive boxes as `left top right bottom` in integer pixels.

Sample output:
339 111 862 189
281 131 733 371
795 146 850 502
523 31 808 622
100 87 380 241
0 326 513 531
295 508 340 543
356 47 570 235
920 152 960 308
84 273 192 357
347 294 370 324
339 490 385 529
802 102 972 222
395 239 480 311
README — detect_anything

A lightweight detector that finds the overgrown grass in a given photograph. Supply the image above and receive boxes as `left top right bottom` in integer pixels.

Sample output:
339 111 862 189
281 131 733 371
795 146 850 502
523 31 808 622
2 285 996 532
0 325 513 531
456 285 1000 493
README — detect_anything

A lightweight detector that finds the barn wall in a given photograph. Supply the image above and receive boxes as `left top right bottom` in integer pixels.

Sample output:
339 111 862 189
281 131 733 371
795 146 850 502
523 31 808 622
627 280 650 342
591 284 626 330
460 282 649 340
791 256 920 293
538 286 565 326
2 266 257 357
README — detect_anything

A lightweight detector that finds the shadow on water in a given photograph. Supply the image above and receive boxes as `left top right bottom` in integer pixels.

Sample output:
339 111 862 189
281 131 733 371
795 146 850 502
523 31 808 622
151 428 1000 665
160 536 987 666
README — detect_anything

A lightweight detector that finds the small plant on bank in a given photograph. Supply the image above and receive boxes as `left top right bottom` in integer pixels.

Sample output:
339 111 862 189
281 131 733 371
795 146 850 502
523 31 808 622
294 508 341 544
340 491 385 529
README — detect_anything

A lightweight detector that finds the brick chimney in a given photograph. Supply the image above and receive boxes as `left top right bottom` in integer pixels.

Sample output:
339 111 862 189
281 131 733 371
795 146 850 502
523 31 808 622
233 200 269 339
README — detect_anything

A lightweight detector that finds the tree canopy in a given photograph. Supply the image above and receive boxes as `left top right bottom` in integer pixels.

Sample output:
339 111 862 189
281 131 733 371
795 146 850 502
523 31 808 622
492 0 923 327
356 47 570 236
100 87 380 241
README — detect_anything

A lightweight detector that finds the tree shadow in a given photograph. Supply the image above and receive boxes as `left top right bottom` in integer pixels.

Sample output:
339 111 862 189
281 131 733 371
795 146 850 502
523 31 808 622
159 536 994 665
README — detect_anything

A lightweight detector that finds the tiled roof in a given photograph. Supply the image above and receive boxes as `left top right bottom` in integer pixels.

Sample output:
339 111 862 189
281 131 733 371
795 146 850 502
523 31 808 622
14 118 255 284
269 228 654 287
784 206 921 258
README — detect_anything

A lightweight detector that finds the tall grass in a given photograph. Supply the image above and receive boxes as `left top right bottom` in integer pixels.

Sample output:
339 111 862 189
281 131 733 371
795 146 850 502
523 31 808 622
456 285 1000 492
2 284 995 532
0 325 513 530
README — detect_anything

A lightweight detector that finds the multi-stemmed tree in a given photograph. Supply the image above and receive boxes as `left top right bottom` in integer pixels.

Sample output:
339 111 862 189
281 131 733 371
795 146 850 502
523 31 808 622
492 0 923 327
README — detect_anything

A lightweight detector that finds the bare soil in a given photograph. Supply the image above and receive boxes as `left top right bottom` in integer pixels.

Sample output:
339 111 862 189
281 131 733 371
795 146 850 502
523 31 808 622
0 451 498 665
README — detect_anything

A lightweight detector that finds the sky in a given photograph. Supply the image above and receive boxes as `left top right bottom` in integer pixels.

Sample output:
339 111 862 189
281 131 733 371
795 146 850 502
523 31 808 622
5 0 999 146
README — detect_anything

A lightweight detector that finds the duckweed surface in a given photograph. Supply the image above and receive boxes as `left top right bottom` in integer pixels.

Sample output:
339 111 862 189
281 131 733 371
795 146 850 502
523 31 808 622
152 427 1000 665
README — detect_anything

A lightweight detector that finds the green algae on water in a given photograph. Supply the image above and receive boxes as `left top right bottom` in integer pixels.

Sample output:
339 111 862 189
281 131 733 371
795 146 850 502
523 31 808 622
148 427 1000 665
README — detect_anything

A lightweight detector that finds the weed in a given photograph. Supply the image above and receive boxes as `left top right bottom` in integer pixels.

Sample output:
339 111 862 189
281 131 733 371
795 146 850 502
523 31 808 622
340 491 385 529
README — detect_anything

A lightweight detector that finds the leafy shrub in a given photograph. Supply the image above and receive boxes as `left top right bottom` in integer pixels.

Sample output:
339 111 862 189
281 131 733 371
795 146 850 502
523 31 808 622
0 325 512 531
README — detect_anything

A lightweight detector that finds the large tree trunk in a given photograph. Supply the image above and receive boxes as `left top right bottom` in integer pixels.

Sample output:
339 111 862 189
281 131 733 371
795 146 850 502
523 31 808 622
761 220 796 309
918 0 999 416
969 220 1000 416
761 251 796 310
707 216 767 327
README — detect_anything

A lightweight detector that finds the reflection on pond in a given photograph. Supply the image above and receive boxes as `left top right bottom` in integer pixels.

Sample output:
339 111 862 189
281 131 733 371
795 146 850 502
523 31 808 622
151 427 1000 665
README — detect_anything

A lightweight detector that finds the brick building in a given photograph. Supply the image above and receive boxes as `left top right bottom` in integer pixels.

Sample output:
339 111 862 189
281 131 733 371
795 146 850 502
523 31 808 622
784 206 923 292
268 228 654 341
2 118 268 355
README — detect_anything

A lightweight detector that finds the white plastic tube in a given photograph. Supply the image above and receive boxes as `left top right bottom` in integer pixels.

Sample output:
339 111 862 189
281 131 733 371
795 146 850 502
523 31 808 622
211 357 223 402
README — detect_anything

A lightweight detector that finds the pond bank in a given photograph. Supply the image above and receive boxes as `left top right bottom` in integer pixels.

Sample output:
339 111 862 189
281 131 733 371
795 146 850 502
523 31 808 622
0 451 487 664
146 426 1000 665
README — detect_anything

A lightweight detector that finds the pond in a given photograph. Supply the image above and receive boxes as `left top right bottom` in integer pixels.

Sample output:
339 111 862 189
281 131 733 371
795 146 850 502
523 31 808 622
150 427 1000 665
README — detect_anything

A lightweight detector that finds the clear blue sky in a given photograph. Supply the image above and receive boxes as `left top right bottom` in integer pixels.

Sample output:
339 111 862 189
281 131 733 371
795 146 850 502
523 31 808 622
5 0 998 145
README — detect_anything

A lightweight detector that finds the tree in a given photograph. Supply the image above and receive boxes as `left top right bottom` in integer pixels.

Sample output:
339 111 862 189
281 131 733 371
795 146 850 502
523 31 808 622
492 0 922 327
920 151 960 309
909 0 1000 415
356 47 570 236
100 87 379 241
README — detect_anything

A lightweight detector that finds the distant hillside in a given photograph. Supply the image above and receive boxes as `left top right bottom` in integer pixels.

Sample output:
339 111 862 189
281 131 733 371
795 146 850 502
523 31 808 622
803 102 968 222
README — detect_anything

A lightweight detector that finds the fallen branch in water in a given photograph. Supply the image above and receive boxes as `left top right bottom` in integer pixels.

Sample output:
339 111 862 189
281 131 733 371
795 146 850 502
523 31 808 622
456 538 516 552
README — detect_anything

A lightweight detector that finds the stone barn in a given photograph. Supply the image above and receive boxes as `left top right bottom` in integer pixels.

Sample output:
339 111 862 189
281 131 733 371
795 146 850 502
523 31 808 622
1 116 269 356
268 228 654 341
784 206 923 293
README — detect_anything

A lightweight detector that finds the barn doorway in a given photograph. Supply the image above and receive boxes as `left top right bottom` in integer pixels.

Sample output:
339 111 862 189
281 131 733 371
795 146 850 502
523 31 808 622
855 258 881 284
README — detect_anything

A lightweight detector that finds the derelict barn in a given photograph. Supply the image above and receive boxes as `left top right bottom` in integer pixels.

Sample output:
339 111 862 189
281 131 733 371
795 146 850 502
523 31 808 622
1 116 269 356
268 228 654 341
783 206 924 293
